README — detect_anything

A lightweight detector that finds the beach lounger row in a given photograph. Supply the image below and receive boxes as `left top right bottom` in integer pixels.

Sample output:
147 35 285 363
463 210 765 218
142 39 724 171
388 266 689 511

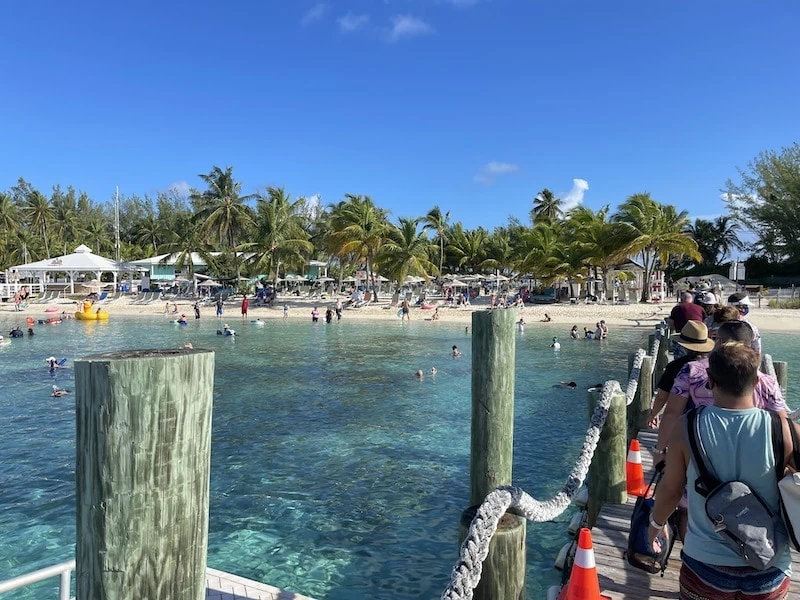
129 291 161 305
31 291 60 304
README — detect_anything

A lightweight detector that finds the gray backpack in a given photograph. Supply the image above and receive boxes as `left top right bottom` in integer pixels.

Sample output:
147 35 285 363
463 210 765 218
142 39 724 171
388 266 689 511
686 407 787 570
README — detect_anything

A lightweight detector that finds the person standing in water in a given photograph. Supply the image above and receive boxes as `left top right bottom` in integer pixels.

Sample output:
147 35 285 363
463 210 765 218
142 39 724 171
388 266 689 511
283 303 289 321
241 297 249 318
551 337 561 350
193 301 201 320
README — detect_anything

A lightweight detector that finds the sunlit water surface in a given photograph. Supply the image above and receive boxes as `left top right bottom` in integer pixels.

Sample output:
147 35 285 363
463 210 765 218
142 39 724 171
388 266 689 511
1 313 797 599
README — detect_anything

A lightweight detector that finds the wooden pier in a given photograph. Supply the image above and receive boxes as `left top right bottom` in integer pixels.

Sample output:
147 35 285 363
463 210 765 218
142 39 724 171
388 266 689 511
206 568 316 600
591 430 800 599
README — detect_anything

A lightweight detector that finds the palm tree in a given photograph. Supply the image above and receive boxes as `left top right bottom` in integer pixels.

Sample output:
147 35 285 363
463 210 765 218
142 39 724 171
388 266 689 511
0 193 18 242
330 194 388 294
377 217 438 285
83 218 113 255
687 219 720 266
160 216 217 290
614 193 701 302
133 215 166 255
24 191 54 258
447 224 490 273
192 166 254 285
714 215 744 262
241 187 313 282
424 206 450 279
530 188 563 223
52 196 81 255
515 221 564 284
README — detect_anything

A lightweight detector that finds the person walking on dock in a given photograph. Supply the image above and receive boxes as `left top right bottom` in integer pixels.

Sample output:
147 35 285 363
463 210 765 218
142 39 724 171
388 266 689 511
649 342 796 599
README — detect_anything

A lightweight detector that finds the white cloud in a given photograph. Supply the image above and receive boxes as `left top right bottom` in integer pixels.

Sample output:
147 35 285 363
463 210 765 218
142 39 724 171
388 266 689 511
561 178 589 210
301 3 328 27
474 161 519 185
720 192 759 204
167 181 191 197
388 15 435 42
338 13 370 32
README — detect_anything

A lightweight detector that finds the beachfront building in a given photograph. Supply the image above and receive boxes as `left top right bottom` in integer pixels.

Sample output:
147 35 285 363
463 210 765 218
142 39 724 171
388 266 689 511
6 244 139 295
129 253 212 282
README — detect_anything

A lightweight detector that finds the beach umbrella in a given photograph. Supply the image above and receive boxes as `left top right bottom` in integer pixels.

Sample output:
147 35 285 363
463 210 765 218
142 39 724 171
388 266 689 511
449 279 469 287
199 280 222 287
314 276 335 283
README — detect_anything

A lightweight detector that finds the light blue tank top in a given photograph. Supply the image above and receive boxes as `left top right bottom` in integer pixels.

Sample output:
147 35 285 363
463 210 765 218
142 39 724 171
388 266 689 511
683 406 792 574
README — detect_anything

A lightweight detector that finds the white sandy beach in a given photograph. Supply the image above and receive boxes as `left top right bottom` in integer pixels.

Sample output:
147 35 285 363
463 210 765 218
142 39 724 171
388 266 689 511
3 295 797 333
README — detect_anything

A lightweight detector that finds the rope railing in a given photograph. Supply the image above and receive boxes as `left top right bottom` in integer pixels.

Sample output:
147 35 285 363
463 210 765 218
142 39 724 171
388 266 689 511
441 325 667 600
440 380 622 600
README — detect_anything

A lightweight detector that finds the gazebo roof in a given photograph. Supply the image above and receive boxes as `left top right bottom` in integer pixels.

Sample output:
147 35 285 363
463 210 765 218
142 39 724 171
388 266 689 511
10 245 136 274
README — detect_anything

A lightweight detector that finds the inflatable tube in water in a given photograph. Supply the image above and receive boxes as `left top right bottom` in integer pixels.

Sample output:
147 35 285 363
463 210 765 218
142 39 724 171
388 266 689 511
58 358 67 366
567 511 585 537
26 317 35 325
554 541 574 570
573 486 589 508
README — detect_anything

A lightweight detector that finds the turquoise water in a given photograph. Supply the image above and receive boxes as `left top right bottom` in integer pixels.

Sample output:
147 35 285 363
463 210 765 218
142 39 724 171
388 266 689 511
0 315 797 599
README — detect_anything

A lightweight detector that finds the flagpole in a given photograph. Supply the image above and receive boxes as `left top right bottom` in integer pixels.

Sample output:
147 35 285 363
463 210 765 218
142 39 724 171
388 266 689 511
114 186 121 264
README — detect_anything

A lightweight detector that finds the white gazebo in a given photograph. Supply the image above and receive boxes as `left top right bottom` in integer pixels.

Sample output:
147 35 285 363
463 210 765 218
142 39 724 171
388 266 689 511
9 244 139 294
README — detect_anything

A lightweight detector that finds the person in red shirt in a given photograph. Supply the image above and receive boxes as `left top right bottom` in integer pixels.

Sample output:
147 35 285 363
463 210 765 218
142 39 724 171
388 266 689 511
241 297 249 317
667 292 705 358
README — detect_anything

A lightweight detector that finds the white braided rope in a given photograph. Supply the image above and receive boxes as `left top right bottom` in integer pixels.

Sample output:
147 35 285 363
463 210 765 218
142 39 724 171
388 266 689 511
625 348 647 406
440 380 623 600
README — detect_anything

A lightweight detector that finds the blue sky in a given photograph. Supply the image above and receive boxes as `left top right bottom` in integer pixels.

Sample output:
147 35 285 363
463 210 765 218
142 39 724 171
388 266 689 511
1 0 798 230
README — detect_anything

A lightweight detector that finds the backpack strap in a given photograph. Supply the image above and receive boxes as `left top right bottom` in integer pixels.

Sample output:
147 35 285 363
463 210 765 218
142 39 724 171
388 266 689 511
686 406 721 497
785 416 800 471
770 412 785 481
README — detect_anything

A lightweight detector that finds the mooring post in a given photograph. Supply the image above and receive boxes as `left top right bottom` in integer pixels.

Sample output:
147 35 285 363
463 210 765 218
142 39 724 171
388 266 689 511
458 309 525 600
75 349 215 600
627 355 654 441
587 387 627 527
774 361 788 399
654 328 669 385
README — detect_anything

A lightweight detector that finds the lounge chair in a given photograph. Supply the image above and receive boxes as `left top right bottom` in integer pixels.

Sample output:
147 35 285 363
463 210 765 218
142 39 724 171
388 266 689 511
384 291 400 309
97 291 108 302
31 291 51 304
353 291 372 308
104 291 122 303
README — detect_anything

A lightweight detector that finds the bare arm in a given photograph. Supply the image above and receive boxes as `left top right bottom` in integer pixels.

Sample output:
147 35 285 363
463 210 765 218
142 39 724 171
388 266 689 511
655 393 689 452
649 421 689 547
648 389 670 426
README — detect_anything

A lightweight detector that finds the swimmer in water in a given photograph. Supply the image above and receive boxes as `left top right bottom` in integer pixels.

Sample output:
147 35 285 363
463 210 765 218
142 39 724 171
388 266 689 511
517 318 525 333
430 367 437 376
51 385 70 397
27 328 35 336
570 325 579 339
415 369 424 379
550 337 561 350
554 381 577 389
452 345 462 357
184 343 194 349
46 356 59 372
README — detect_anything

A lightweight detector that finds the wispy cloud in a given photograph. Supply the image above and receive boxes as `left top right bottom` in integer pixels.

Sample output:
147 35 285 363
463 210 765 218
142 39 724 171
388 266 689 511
561 178 589 210
473 161 520 185
338 13 370 33
301 3 328 27
167 180 192 197
388 15 435 42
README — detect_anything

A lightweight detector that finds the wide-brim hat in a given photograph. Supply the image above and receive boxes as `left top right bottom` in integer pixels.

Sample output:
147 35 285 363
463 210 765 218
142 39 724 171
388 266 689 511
728 292 752 306
671 320 715 352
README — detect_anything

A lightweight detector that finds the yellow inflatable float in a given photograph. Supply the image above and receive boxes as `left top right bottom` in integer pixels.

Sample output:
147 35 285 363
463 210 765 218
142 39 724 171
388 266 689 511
75 301 109 320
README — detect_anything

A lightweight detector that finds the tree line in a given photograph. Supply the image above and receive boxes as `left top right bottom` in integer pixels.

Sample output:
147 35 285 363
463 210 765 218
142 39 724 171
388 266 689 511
1 142 796 300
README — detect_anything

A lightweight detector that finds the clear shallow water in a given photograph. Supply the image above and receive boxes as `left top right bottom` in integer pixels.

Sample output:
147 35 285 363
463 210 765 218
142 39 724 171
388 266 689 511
0 314 797 599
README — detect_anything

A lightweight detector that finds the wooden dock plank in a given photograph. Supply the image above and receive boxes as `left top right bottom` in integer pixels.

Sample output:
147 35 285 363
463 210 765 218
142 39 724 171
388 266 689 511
206 568 316 600
592 428 800 599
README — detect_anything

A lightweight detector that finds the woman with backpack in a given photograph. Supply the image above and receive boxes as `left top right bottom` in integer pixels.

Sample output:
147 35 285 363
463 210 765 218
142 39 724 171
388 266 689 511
649 342 799 599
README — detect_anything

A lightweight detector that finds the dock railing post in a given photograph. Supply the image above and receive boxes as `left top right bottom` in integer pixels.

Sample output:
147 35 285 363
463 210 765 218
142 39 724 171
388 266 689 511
653 328 669 384
458 309 525 600
75 349 215 600
627 354 654 442
774 361 788 398
587 387 627 527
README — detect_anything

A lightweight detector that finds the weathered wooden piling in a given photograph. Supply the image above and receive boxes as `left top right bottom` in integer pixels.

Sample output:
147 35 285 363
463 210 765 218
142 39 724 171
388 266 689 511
587 387 627 527
75 349 215 600
627 354 655 442
458 309 525 600
773 361 788 395
652 330 669 384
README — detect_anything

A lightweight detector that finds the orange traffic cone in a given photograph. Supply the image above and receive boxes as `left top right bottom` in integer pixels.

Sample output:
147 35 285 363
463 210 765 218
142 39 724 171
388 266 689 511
564 528 610 600
626 439 646 497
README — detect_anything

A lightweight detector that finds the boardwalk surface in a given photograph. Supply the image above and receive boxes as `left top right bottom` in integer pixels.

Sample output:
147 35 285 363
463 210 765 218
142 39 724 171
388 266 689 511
206 568 317 600
592 430 800 599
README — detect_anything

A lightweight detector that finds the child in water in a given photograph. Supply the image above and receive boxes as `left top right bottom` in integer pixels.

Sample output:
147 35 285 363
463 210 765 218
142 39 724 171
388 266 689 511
550 337 561 350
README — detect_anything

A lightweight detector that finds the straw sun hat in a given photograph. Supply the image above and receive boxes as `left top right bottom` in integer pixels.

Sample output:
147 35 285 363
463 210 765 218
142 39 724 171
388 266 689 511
671 320 715 353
